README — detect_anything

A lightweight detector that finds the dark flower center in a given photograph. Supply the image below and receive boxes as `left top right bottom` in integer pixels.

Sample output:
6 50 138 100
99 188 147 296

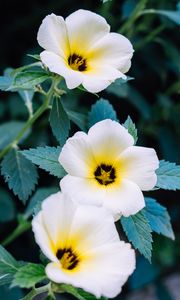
68 54 87 71
56 247 79 270
94 164 116 186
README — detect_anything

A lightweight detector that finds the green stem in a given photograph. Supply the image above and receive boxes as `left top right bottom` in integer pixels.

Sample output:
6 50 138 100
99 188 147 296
21 283 51 300
0 80 56 160
119 0 149 36
2 219 31 247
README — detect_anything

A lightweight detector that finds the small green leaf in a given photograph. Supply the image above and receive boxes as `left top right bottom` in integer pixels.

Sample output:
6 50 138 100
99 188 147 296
156 160 180 190
12 263 47 288
123 116 138 144
50 98 70 145
21 146 66 178
88 98 117 128
0 121 30 150
1 149 38 203
9 71 49 90
0 188 16 222
0 245 19 286
25 187 59 218
121 211 153 262
144 198 175 240
0 76 12 91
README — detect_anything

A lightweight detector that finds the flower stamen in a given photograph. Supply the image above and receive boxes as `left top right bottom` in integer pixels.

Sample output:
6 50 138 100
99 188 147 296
56 247 79 270
68 54 87 71
94 164 116 186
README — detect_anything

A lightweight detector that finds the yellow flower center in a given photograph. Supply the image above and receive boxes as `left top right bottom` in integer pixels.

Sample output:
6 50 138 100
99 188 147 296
56 247 79 270
94 164 116 186
68 54 87 71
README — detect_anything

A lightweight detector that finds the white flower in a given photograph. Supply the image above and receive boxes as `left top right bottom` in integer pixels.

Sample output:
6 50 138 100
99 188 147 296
32 192 135 298
59 119 159 220
37 9 133 93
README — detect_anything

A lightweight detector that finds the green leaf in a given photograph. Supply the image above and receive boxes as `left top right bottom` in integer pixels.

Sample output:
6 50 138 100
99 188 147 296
0 121 30 150
67 109 87 131
9 70 49 90
21 146 66 178
0 245 19 286
123 116 138 144
121 211 152 262
114 76 134 86
25 187 59 218
12 263 47 288
144 198 175 240
0 68 14 91
88 98 117 128
59 284 107 300
1 149 38 203
50 98 70 145
156 160 180 190
0 188 16 222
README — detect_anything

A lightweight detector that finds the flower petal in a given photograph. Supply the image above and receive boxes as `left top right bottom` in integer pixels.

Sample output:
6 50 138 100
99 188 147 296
104 179 145 218
37 14 69 58
60 175 105 206
65 9 110 54
32 212 58 263
88 119 134 164
89 32 134 71
82 66 125 93
59 132 96 177
40 51 83 89
32 192 77 255
46 241 135 298
119 146 159 190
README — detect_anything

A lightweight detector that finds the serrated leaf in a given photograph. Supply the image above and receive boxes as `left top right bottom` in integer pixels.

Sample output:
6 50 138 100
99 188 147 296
156 160 180 190
121 211 152 262
50 98 70 146
9 71 49 90
1 149 38 203
88 98 117 128
0 245 19 286
12 263 46 288
21 146 66 178
25 187 59 218
0 121 30 150
144 198 175 240
123 116 138 144
0 188 16 222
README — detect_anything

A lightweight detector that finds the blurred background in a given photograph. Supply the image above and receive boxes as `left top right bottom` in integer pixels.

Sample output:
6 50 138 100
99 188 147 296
0 0 180 299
